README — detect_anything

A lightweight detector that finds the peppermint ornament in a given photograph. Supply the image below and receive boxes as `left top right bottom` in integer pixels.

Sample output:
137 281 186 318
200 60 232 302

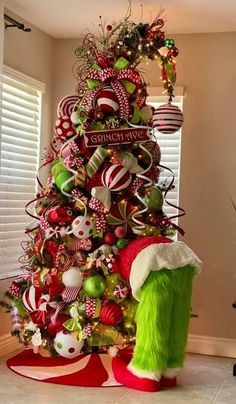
113 283 130 300
96 86 119 113
102 164 132 192
153 103 183 134
54 115 76 138
57 95 80 117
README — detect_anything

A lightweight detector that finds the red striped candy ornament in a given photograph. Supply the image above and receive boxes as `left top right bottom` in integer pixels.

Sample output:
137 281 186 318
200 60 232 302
22 286 40 312
102 164 132 192
96 86 119 113
153 103 183 134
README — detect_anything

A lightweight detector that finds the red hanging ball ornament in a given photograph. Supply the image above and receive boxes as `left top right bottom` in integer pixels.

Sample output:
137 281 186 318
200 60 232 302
106 24 113 31
104 232 117 246
100 301 123 325
114 226 127 239
96 86 119 114
152 103 184 134
169 46 179 58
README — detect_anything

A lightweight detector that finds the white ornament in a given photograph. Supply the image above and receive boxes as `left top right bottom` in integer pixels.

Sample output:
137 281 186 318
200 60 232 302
72 215 93 239
62 267 83 287
54 331 84 358
70 111 78 124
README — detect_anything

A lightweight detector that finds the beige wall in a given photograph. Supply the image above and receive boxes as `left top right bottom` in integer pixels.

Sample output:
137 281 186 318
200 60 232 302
0 10 55 336
53 33 236 340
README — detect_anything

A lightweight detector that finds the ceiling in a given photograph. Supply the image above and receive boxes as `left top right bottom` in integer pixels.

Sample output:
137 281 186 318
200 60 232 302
4 0 236 38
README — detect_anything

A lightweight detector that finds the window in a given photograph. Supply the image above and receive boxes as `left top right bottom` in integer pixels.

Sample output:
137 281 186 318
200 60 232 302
0 66 44 279
147 88 184 231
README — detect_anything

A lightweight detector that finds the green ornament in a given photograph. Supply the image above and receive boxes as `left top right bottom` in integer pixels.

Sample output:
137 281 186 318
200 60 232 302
165 38 175 49
55 170 73 192
116 238 128 249
145 187 163 212
51 161 65 178
83 274 106 297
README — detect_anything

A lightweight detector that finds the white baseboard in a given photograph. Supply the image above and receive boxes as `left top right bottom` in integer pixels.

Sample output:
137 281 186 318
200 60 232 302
0 333 21 357
0 332 235 359
187 334 236 358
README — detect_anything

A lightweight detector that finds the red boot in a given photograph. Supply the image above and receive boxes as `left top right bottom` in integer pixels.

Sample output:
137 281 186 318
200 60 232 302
160 376 177 387
111 355 160 392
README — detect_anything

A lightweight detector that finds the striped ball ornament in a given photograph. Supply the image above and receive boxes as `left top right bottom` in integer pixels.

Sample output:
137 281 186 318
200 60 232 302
96 86 119 113
102 164 132 191
22 286 40 312
153 103 183 134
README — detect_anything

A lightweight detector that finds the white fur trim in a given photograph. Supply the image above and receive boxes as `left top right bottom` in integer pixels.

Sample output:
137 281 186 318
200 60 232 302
127 363 161 381
130 241 202 300
162 367 182 378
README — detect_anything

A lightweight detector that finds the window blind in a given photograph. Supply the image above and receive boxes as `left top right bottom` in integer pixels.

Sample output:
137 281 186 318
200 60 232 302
0 68 43 279
147 95 183 223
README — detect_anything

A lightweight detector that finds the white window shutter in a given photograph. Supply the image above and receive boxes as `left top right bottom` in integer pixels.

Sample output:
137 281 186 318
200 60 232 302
147 94 183 225
0 67 44 279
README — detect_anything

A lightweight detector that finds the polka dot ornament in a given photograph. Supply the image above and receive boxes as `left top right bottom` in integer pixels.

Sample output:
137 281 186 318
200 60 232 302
72 215 93 239
153 103 183 134
54 115 76 138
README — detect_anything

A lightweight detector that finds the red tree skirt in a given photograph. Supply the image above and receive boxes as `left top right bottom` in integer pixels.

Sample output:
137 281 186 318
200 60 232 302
7 349 129 387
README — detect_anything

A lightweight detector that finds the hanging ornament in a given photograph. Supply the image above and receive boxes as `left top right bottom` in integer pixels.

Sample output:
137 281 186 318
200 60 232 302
114 226 127 239
72 215 93 239
10 307 23 332
57 95 80 117
62 267 83 287
83 274 106 297
104 232 117 246
22 286 40 312
54 115 76 138
46 206 75 226
165 38 175 49
102 164 132 192
139 140 161 165
100 301 123 326
108 199 142 233
153 103 183 134
113 283 130 300
54 331 84 358
96 86 120 113
86 146 109 178
143 186 164 212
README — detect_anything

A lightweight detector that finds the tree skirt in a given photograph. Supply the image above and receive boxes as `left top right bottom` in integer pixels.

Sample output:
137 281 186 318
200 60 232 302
7 349 130 387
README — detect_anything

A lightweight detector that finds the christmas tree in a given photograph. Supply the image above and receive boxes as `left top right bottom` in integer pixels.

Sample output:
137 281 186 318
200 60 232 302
1 8 201 392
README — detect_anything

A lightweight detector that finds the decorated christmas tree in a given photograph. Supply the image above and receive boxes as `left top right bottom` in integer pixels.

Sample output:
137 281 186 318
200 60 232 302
1 8 201 392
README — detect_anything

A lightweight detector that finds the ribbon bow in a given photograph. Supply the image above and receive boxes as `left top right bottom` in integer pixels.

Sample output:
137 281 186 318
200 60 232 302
86 58 143 119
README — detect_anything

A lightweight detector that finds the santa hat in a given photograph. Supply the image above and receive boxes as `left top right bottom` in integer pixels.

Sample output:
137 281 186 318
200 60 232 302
119 235 202 300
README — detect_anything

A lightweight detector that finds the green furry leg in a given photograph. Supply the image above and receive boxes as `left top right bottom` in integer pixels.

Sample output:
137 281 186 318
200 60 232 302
130 266 194 377
166 265 194 371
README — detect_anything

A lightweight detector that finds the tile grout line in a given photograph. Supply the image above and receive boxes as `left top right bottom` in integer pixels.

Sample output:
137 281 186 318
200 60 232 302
210 359 234 403
114 389 130 404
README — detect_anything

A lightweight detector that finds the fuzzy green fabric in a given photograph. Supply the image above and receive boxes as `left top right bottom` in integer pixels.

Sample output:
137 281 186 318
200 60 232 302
131 265 194 373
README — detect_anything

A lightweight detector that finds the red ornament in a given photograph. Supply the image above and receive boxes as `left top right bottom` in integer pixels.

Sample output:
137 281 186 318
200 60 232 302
102 164 132 191
114 226 127 239
47 314 70 337
100 301 123 325
46 206 75 226
97 54 110 69
104 232 117 245
153 103 184 134
96 86 119 113
106 24 112 31
54 115 76 138
169 46 179 58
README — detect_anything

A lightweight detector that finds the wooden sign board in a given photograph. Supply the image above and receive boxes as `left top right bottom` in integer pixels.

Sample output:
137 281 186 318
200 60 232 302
84 127 151 147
